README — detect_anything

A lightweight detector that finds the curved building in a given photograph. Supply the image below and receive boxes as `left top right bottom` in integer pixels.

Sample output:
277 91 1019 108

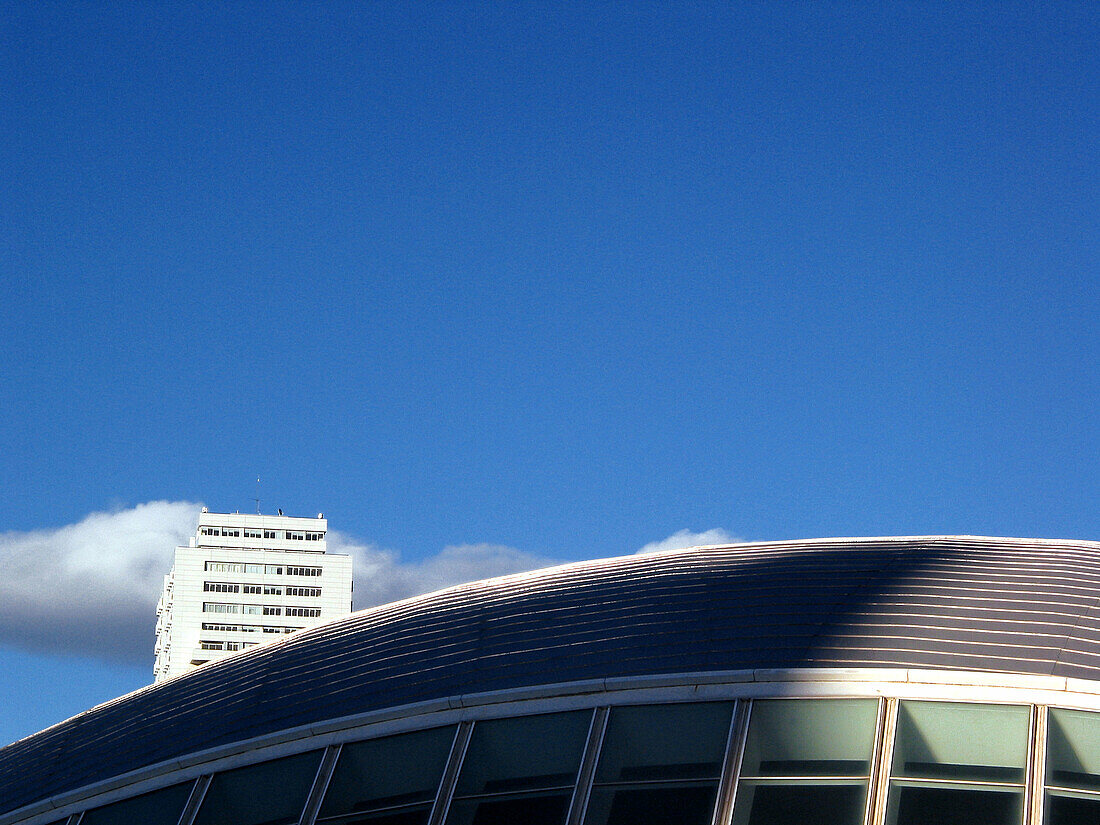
4 536 1100 825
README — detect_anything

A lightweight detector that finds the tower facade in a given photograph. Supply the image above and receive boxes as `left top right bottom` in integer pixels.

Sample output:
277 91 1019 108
153 508 352 681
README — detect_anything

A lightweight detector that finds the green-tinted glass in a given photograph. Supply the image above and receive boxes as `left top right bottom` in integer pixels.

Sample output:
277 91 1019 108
318 726 455 821
446 711 591 825
585 783 720 825
81 781 194 825
583 703 734 825
1048 708 1100 791
886 783 1022 825
453 711 591 797
892 701 1029 783
1046 788 1100 825
594 702 734 783
193 749 323 825
733 780 868 825
741 699 879 778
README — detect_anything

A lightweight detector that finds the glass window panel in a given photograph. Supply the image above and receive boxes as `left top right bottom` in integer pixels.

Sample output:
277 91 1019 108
732 700 875 825
886 784 1022 825
1048 708 1100 791
892 702 1030 783
585 784 719 825
584 703 734 825
318 726 456 824
325 813 429 825
447 791 573 825
454 711 591 796
445 711 591 825
81 781 194 825
740 699 879 777
1046 790 1100 825
193 749 323 825
594 702 734 783
732 781 868 825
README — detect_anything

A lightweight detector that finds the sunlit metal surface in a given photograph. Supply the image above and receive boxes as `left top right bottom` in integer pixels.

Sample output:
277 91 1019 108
3 535 1100 818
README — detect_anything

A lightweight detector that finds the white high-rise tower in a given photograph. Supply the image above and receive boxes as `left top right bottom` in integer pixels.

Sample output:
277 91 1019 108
154 508 353 682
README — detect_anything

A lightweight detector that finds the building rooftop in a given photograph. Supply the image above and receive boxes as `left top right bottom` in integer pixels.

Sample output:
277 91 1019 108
5 535 1100 818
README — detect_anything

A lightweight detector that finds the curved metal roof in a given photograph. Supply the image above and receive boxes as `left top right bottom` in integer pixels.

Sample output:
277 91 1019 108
4 535 1100 816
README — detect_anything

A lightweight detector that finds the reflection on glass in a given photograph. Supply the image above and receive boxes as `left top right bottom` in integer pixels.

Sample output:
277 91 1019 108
1049 708 1100 790
892 701 1029 783
584 702 734 825
732 699 878 825
886 702 1029 825
742 699 878 777
735 783 867 825
81 780 194 825
889 785 1022 825
445 711 592 825
1047 792 1100 825
318 726 456 825
1045 708 1100 825
192 749 323 825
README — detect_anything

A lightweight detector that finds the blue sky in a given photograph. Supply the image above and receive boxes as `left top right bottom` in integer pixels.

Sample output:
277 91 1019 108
1 2 1098 747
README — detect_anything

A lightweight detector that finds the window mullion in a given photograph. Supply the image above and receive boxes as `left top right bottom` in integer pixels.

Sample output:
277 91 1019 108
426 720 474 825
860 698 887 825
867 697 898 825
565 706 609 825
298 744 341 825
1026 705 1047 825
176 774 212 825
711 697 751 825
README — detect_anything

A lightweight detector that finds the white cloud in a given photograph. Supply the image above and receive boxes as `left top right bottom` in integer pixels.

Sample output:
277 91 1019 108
0 501 200 663
0 505 738 666
0 503 560 665
635 528 739 555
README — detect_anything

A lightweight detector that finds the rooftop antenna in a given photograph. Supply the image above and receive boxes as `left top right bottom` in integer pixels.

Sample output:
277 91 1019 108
254 477 261 515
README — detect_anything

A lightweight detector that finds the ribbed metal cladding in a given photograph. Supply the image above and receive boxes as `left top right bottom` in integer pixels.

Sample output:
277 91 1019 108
3 536 1100 818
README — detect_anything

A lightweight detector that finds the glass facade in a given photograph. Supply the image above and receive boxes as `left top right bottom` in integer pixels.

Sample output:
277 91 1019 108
734 699 878 825
585 702 734 825
446 711 591 825
80 782 195 825
192 749 324 825
318 726 457 825
886 701 1029 825
1046 708 1100 825
24 698 1100 825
